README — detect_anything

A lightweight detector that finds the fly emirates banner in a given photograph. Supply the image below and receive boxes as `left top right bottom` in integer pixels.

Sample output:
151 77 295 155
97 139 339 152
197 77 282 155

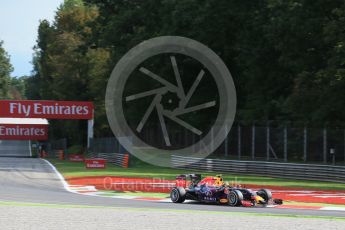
0 100 94 120
0 124 48 140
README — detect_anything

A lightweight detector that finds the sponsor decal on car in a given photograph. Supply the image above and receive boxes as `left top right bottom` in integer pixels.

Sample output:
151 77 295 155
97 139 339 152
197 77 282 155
203 197 216 201
219 198 228 203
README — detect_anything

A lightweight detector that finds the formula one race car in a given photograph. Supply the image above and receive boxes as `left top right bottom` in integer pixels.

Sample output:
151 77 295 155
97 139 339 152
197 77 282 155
170 174 283 207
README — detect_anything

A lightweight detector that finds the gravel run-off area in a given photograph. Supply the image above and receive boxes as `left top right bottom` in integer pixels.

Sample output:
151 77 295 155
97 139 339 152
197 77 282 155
1 204 344 230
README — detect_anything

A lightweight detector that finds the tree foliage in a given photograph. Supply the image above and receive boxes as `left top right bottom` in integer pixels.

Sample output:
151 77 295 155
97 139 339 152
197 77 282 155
0 41 13 99
30 0 112 143
24 0 345 144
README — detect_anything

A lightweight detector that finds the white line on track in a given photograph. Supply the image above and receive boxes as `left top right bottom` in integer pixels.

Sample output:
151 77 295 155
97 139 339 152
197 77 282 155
320 207 345 211
41 158 79 195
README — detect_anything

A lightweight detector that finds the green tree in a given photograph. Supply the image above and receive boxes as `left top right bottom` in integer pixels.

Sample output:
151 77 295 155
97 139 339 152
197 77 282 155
0 41 13 99
8 76 26 99
25 0 345 143
285 0 345 124
30 0 112 143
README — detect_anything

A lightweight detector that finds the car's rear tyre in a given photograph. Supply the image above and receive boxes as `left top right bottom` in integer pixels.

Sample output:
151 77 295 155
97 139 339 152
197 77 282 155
257 189 272 203
170 187 186 203
228 190 243 206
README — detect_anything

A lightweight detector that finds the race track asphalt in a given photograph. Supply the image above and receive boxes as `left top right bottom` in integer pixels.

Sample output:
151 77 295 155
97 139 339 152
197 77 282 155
0 157 344 218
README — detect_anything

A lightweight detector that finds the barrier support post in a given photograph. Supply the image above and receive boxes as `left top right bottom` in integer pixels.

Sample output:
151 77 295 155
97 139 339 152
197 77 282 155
251 123 255 160
266 122 270 161
303 126 307 162
323 127 327 163
87 118 94 148
237 124 241 160
224 125 228 157
284 125 287 162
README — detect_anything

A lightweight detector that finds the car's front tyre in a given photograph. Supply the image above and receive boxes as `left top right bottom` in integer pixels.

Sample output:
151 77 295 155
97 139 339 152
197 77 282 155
257 189 272 203
228 190 243 206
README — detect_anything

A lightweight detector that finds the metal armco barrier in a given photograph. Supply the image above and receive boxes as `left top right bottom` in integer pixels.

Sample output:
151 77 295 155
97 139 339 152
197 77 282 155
55 150 64 160
88 152 129 168
171 155 345 183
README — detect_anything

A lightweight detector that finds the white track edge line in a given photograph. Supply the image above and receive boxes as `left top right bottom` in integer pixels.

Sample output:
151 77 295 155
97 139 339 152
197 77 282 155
41 158 79 194
320 207 345 211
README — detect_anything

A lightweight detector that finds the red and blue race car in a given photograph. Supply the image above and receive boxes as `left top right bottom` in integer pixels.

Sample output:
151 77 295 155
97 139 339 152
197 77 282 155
170 174 283 207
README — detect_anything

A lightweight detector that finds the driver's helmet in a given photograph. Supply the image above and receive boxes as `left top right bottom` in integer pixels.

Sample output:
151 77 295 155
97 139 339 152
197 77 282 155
213 175 225 186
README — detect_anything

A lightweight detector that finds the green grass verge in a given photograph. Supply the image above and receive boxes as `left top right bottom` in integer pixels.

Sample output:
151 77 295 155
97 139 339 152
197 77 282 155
1 201 344 220
48 159 345 191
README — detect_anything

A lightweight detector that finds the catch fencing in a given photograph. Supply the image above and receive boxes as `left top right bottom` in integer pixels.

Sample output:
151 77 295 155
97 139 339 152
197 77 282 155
171 155 345 183
88 137 129 167
89 137 123 154
122 122 345 165
220 123 345 165
47 138 67 158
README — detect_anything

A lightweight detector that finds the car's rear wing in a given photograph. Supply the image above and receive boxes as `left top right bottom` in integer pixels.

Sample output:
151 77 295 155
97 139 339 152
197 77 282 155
176 174 201 180
175 174 201 188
